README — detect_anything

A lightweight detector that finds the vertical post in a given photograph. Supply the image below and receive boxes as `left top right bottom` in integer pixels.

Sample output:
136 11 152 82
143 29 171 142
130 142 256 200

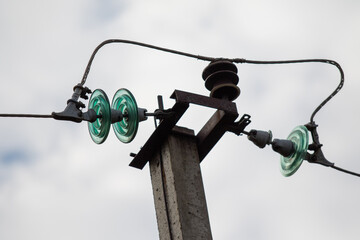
149 126 213 240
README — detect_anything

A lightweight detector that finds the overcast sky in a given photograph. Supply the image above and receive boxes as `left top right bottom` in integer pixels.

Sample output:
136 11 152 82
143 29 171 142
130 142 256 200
0 0 360 239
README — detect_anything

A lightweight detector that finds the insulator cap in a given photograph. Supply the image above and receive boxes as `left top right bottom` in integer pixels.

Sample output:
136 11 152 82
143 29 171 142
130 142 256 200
272 139 295 157
247 129 272 148
202 61 240 101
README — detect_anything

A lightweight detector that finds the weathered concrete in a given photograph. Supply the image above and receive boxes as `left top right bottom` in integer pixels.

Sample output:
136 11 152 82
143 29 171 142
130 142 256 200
149 126 212 240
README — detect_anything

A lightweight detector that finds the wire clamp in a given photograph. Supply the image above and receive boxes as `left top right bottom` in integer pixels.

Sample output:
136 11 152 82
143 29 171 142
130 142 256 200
304 122 334 167
73 84 92 100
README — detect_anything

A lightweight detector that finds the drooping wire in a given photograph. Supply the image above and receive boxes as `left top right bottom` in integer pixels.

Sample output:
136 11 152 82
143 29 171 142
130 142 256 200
0 39 355 177
0 40 346 134
232 58 353 177
2 50 344 126
80 39 344 124
79 39 217 86
232 58 344 123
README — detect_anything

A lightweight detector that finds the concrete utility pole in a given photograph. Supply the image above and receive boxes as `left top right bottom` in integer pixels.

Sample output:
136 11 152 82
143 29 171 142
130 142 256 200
129 61 249 239
149 126 212 240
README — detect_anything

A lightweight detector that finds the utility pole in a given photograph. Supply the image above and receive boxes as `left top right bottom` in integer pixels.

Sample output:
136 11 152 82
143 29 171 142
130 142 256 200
129 61 250 239
149 126 212 239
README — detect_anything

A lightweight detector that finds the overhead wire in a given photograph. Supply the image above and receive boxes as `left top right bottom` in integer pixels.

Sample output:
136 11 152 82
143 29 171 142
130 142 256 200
79 39 217 86
0 113 53 119
234 58 344 123
80 39 344 124
331 165 360 177
0 38 357 177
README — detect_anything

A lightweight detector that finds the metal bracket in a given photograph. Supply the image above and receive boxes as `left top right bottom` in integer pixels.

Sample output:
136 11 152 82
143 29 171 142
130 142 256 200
129 89 247 169
226 114 251 136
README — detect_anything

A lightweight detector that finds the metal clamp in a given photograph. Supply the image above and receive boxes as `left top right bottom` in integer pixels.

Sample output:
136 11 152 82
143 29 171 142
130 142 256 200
304 122 334 167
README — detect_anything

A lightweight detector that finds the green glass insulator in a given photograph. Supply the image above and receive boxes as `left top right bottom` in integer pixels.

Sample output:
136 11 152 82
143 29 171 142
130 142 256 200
280 125 309 177
87 89 111 144
111 88 139 143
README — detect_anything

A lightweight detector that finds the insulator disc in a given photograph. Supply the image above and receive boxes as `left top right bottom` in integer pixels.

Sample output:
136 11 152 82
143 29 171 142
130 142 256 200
202 61 238 80
111 88 139 143
204 70 239 91
87 89 111 144
210 83 240 101
280 125 309 177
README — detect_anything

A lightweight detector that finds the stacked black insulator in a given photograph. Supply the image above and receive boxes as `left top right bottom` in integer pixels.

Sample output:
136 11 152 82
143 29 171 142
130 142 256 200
202 60 240 101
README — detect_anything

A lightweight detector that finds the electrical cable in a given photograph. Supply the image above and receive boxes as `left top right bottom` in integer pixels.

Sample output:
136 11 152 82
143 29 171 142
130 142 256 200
80 39 344 124
233 58 356 177
331 165 360 177
235 58 344 123
80 39 217 86
0 38 356 178
0 113 53 118
2 44 344 128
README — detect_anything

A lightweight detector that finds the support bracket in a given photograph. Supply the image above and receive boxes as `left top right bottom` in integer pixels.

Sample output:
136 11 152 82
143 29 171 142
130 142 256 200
129 89 248 169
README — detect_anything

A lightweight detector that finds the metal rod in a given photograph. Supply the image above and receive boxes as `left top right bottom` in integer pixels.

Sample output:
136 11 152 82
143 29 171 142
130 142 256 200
242 130 250 135
145 112 157 117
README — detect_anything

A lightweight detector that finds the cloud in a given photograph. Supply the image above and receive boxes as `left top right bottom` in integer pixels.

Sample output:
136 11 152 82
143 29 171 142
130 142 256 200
0 149 32 166
0 0 360 239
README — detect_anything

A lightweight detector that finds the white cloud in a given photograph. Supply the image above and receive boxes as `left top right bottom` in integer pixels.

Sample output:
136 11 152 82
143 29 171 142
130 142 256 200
0 0 360 239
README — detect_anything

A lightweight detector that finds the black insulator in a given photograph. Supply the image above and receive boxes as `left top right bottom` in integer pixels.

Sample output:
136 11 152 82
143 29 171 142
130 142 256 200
272 139 295 157
202 61 240 101
202 61 238 79
247 129 273 148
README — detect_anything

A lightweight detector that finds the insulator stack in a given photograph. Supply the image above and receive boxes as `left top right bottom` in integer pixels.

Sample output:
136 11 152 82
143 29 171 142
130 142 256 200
202 60 240 101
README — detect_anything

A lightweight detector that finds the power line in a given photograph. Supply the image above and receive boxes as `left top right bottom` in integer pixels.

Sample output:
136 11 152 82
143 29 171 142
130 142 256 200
0 113 53 118
0 39 356 178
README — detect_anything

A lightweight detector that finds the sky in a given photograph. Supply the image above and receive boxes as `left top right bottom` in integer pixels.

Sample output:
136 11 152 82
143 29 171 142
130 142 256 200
0 0 359 239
